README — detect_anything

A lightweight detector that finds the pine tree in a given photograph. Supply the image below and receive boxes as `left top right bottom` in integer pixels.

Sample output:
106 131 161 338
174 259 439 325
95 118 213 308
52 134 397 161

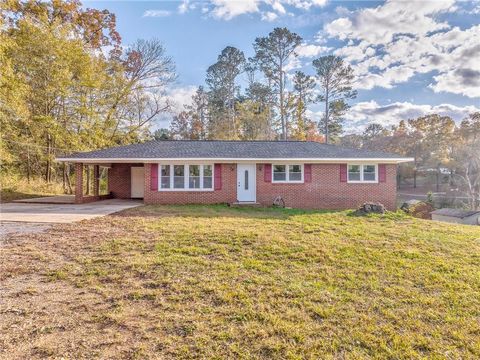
253 28 302 140
312 55 357 143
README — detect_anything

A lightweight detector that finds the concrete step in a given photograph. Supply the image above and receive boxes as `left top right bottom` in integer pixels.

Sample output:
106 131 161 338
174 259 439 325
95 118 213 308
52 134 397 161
229 202 262 207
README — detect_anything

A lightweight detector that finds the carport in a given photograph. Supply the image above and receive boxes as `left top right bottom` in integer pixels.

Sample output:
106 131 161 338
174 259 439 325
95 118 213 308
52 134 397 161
54 160 145 204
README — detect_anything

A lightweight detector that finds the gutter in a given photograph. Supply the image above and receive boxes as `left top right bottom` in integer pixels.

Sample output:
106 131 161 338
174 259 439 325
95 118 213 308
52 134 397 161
56 157 415 164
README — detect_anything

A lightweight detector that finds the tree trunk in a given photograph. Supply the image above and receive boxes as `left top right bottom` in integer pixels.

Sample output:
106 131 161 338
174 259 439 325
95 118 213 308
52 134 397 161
280 68 286 140
65 165 73 194
63 162 67 193
27 147 31 183
324 87 329 144
45 134 50 182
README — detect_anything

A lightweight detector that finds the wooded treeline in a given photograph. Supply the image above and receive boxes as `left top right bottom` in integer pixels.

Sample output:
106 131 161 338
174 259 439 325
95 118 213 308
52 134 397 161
340 113 480 209
166 28 356 144
1 0 176 190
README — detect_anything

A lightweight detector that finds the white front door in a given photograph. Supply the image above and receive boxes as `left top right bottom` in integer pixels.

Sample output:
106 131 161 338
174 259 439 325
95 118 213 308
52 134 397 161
131 167 145 198
237 164 256 202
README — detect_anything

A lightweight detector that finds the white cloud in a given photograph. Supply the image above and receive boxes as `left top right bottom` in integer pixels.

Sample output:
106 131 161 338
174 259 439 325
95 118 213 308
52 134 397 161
325 0 454 44
178 0 194 14
143 10 172 18
296 43 330 58
341 101 480 132
431 68 480 98
323 0 480 98
211 0 259 20
269 0 286 14
284 0 327 10
167 85 198 112
261 11 278 22
204 0 327 21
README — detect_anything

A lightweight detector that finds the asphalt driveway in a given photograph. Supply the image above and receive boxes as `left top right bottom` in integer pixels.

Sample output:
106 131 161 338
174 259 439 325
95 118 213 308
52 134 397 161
0 199 142 238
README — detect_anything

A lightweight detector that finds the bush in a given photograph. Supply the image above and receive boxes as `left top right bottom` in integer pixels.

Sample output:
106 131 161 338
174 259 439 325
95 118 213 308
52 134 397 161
406 201 435 219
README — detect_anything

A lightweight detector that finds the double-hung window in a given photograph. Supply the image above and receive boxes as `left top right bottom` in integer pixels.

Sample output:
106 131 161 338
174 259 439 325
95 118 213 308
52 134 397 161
348 164 378 183
159 164 214 190
272 164 304 183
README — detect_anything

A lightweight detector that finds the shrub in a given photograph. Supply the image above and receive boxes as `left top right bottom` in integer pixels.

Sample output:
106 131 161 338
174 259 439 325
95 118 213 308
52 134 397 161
407 201 435 219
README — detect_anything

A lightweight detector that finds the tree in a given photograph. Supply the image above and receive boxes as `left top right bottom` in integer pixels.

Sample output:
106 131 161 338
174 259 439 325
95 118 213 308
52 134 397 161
206 46 245 138
312 55 357 144
237 100 271 140
1 0 175 188
113 38 176 140
290 71 316 140
153 128 171 140
254 27 302 140
244 81 275 139
363 123 388 141
170 111 191 139
452 113 480 209
185 86 209 140
407 114 455 168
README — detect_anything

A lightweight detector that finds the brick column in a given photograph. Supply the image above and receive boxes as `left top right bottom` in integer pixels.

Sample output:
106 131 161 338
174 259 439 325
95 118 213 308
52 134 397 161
75 163 83 204
93 165 100 197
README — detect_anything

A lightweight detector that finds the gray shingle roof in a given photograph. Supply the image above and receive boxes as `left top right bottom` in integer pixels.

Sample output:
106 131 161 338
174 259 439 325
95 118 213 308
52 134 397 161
431 208 480 218
57 140 409 160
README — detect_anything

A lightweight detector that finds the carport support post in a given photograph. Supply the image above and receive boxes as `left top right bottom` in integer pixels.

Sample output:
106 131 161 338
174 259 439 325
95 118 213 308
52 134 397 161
75 163 84 204
94 165 100 197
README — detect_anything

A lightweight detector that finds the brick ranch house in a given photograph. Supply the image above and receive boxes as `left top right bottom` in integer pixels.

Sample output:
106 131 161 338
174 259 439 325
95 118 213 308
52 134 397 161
57 140 413 210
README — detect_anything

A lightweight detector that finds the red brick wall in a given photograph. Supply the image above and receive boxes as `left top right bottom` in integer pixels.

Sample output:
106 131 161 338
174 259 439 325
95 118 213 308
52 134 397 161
108 163 143 199
143 163 237 205
256 164 397 210
110 162 397 210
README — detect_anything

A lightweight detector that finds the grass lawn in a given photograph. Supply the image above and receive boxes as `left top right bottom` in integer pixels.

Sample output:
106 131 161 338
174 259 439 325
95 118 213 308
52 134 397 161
1 205 479 359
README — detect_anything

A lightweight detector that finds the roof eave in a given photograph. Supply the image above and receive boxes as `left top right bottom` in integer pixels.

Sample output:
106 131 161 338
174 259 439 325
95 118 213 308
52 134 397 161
56 157 415 164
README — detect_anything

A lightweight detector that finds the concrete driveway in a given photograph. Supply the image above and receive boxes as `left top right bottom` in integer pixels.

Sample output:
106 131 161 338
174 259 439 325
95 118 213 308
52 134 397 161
0 199 142 238
0 199 142 223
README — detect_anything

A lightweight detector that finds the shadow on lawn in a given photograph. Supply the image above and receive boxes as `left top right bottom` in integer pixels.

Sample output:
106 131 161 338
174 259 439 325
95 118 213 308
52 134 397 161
111 204 343 220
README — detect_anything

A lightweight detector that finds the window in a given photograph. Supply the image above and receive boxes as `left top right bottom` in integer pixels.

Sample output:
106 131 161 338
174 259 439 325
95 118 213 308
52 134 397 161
289 165 302 181
363 165 376 181
244 170 249 190
348 164 377 183
189 165 200 189
348 165 361 181
174 165 185 189
272 164 303 183
273 165 286 181
157 164 214 191
160 165 170 189
203 165 212 189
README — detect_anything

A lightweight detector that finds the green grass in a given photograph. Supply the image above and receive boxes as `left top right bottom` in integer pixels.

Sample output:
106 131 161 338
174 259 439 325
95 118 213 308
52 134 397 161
2 205 480 359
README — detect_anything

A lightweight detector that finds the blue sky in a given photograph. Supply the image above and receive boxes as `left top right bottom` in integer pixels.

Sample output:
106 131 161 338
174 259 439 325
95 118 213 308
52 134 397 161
87 0 480 132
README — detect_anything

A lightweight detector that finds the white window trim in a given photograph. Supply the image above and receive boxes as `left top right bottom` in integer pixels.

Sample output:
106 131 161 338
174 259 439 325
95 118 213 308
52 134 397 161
271 163 304 183
157 164 214 191
347 163 378 183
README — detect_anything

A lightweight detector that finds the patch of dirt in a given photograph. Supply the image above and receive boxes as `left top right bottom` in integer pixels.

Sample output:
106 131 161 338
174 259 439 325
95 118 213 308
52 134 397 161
0 222 53 242
0 218 152 359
